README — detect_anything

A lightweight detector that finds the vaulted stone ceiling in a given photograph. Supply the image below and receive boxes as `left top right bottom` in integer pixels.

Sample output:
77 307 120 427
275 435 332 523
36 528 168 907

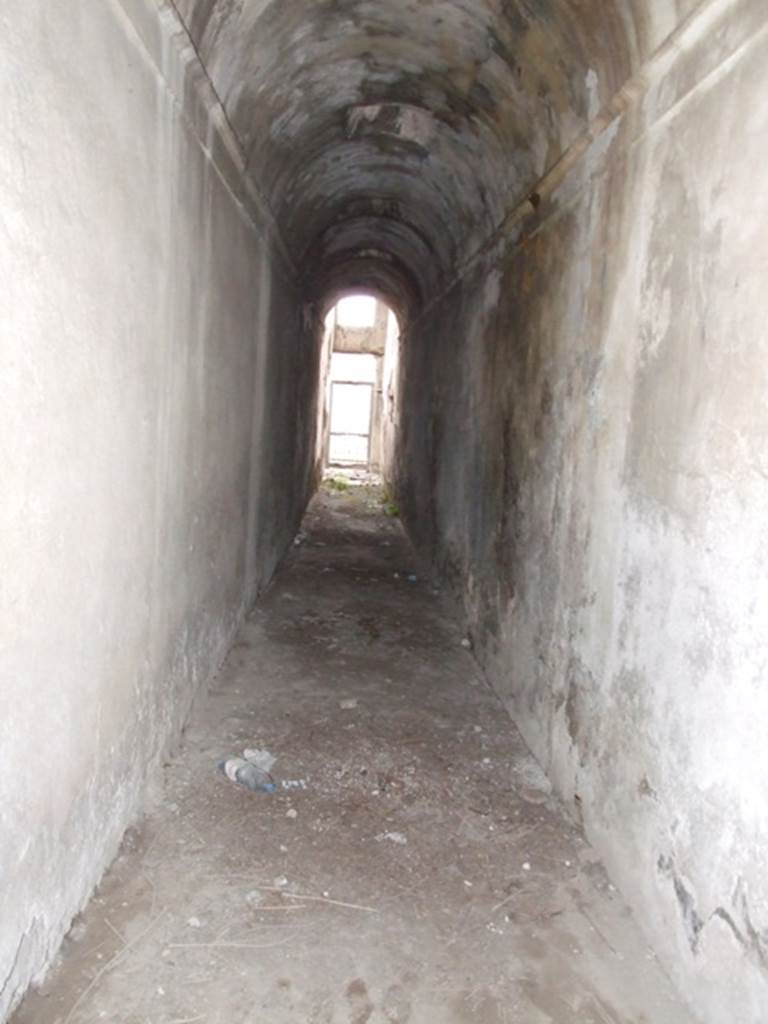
173 0 694 313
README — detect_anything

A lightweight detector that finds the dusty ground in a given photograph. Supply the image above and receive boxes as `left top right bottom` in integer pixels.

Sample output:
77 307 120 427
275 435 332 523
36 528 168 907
12 485 695 1024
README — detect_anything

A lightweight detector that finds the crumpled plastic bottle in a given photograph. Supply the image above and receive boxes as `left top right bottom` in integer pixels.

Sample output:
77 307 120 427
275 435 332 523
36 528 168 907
218 756 276 793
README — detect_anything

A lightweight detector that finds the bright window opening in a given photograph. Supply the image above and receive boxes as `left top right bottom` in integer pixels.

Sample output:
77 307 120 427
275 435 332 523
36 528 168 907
331 352 377 383
319 293 400 479
336 294 377 328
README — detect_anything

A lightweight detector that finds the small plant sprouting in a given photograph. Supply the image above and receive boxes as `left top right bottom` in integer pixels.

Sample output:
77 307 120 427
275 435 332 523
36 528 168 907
326 476 351 492
381 487 399 517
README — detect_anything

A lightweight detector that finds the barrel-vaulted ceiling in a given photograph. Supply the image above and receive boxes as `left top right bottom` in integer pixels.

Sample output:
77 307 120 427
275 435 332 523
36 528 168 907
174 0 694 313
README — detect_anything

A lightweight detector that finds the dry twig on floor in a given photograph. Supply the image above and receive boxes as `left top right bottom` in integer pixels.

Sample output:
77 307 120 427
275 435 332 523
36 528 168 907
251 885 378 913
167 934 295 950
103 918 126 944
63 911 167 1024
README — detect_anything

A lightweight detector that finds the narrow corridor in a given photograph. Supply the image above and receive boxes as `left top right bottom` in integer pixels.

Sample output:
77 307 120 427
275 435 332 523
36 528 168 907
13 486 693 1024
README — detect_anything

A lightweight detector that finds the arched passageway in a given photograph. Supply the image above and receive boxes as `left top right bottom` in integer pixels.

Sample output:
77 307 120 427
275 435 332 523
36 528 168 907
319 294 400 475
3 3 768 1022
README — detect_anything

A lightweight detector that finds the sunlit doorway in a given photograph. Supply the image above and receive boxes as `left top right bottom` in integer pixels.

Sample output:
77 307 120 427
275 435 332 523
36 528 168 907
320 294 400 482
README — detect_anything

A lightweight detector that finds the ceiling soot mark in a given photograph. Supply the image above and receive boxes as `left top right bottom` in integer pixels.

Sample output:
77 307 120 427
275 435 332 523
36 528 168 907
172 0 658 315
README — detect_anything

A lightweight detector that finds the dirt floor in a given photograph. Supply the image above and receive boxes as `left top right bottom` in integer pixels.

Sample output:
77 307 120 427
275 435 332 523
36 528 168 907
12 484 696 1024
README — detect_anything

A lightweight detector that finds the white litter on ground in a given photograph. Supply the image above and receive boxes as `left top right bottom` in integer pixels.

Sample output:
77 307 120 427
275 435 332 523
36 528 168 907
375 831 407 845
243 748 276 772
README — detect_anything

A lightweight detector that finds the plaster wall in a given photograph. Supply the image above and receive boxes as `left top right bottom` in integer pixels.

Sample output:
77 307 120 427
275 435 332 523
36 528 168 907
332 301 390 357
381 310 401 491
0 2 317 1017
396 2 768 1020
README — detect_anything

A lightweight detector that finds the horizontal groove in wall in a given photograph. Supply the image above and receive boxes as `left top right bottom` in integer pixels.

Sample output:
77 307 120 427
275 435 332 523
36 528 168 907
407 0 751 328
112 0 297 276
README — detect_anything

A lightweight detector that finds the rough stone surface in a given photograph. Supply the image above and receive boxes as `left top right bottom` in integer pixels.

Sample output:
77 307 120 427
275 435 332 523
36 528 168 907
4 1 768 1021
170 0 681 311
395 3 768 1021
10 488 695 1024
0 3 319 1017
